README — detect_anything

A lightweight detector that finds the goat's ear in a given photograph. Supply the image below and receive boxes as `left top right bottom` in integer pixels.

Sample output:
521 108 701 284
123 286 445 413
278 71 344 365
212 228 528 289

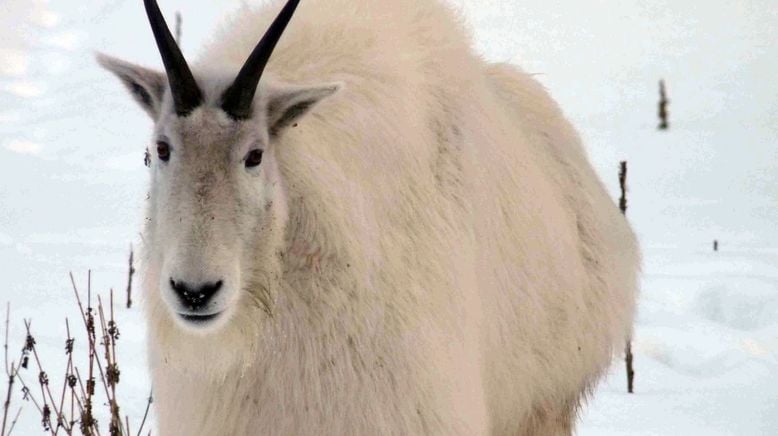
97 53 167 120
265 82 342 137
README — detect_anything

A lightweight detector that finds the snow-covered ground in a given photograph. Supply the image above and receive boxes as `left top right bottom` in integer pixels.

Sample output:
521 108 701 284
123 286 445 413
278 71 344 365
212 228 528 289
1 0 776 434
579 244 778 435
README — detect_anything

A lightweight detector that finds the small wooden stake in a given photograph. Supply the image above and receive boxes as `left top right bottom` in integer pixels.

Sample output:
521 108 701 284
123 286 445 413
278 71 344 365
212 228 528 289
126 248 135 309
619 162 635 394
658 80 670 131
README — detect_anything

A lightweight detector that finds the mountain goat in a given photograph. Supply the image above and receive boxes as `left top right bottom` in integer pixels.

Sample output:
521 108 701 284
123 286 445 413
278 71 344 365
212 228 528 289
98 0 639 434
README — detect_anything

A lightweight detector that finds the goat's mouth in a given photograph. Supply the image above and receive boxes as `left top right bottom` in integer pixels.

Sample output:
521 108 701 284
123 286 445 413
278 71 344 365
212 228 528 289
178 312 222 324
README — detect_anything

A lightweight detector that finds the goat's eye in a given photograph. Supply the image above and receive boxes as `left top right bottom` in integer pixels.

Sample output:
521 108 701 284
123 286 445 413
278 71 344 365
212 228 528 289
157 141 171 162
245 149 263 168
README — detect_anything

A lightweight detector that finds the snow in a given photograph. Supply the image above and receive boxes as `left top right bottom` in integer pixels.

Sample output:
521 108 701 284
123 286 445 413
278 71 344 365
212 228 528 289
579 245 778 435
1 0 776 434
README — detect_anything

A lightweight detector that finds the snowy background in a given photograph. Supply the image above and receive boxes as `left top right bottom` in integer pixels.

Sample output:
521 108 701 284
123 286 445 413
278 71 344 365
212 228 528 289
1 0 777 434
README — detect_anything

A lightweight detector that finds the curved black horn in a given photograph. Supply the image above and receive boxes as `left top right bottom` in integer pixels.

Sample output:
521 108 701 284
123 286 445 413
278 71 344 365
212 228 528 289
144 0 202 116
221 0 301 120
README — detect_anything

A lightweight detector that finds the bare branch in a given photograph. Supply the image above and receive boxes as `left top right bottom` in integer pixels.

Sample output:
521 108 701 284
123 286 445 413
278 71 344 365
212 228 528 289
4 303 9 376
658 79 670 130
136 391 153 436
619 161 636 394
126 248 135 309
6 406 21 436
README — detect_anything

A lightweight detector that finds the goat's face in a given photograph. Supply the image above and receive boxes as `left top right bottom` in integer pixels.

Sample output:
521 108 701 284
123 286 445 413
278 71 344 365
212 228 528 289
143 100 284 333
144 80 333 332
102 64 337 333
98 0 338 334
98 69 338 335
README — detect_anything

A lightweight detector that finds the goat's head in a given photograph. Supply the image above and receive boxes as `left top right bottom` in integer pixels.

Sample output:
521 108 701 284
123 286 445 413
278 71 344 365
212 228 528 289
98 0 340 334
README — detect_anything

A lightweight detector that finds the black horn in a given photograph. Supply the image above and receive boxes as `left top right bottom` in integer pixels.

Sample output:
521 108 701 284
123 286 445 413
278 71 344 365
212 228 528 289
221 0 301 120
144 0 203 116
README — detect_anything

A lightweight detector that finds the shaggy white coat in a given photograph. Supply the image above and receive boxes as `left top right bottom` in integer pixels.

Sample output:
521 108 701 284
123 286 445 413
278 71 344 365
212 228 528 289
125 0 640 434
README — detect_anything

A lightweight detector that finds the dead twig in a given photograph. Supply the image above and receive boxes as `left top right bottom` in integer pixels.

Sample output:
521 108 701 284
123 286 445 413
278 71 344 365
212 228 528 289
1 303 23 436
658 79 670 130
619 162 636 394
135 391 152 436
126 248 135 309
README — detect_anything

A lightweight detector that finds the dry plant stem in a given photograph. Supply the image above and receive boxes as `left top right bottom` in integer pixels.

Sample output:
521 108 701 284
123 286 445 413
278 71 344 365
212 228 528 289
70 273 116 430
126 248 134 309
109 294 116 382
618 162 628 215
2 303 13 436
69 272 98 435
658 79 670 130
4 308 66 436
87 273 95 434
6 407 21 436
69 362 75 434
135 391 152 436
27 320 77 436
97 293 124 436
4 303 9 376
626 341 635 394
12 273 145 436
1 363 15 436
67 321 74 429
1 305 25 436
23 320 62 434
24 320 68 434
109 295 123 436
64 358 76 434
74 368 101 436
55 320 74 435
69 272 105 436
72 368 88 423
14 374 47 428
618 162 636 394
0 306 24 436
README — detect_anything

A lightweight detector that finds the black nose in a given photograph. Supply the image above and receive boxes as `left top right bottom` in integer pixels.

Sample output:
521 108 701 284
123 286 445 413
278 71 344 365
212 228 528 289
169 278 223 311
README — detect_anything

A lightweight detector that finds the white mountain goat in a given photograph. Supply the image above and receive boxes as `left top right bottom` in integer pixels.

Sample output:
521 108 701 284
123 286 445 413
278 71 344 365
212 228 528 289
98 0 639 434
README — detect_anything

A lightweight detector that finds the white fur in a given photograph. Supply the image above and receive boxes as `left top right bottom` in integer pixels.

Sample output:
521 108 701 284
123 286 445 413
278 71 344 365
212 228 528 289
103 0 640 434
